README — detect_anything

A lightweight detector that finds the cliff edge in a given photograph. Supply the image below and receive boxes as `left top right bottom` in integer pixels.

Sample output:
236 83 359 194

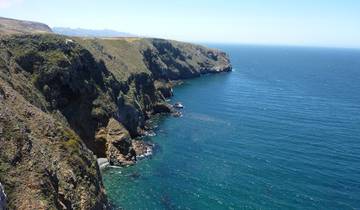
0 17 52 35
0 18 231 209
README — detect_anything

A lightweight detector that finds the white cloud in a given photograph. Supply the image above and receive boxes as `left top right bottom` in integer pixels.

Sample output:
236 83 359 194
0 0 23 9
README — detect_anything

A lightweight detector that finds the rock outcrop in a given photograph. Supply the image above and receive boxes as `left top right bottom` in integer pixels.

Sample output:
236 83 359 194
0 80 107 209
142 38 232 80
0 18 231 210
96 118 136 166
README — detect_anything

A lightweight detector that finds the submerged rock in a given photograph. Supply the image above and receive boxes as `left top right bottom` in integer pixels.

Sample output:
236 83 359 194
171 111 183 118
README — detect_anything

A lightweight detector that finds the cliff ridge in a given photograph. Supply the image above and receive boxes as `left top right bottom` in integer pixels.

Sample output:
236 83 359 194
0 18 231 209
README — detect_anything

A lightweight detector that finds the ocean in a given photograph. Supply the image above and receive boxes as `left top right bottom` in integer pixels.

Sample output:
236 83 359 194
102 45 360 210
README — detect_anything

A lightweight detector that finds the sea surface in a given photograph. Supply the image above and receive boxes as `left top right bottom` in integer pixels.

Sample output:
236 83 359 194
103 45 360 210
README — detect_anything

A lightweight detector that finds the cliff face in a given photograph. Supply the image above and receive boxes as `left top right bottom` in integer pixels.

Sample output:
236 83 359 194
0 81 107 209
142 38 232 79
0 33 231 209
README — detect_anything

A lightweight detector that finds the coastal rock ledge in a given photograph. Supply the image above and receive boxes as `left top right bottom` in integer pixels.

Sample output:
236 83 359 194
0 17 231 209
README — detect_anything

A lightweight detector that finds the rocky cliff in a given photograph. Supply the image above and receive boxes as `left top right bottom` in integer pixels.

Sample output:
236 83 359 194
0 21 231 209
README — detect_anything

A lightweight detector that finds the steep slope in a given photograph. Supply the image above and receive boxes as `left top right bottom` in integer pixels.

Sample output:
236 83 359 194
0 33 231 209
0 17 52 35
0 46 108 209
0 79 107 209
75 37 232 81
73 37 231 137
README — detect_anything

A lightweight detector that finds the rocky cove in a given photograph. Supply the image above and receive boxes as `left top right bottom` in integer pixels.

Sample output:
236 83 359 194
0 18 231 210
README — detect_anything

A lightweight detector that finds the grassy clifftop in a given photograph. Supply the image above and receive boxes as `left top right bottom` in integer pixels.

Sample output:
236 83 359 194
75 37 231 81
0 17 52 35
0 31 231 209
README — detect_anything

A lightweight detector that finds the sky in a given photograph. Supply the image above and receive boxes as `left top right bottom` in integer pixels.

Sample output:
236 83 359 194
1 0 360 48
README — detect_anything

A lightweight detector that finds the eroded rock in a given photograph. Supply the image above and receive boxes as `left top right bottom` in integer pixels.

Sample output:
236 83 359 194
98 118 136 166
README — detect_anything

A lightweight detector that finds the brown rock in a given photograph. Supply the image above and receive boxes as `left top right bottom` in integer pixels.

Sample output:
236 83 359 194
101 118 136 166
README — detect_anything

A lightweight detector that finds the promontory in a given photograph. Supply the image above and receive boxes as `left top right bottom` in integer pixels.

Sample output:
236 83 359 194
0 17 231 209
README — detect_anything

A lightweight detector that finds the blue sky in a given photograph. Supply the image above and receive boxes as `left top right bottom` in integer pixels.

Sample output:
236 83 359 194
1 0 360 48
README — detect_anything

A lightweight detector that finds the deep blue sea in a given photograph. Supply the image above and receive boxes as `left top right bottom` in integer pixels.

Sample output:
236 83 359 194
103 45 360 210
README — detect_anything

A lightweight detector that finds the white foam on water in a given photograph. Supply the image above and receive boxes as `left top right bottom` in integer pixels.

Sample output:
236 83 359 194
144 130 156 137
97 158 110 169
136 146 153 160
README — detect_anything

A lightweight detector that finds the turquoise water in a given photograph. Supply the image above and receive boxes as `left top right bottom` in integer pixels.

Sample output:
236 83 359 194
103 45 360 210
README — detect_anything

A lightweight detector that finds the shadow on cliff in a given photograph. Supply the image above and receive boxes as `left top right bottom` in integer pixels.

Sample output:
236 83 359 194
1 35 146 158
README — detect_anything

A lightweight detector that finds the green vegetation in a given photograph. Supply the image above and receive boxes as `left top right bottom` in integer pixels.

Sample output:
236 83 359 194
74 38 151 81
0 30 230 209
61 128 81 153
0 161 10 180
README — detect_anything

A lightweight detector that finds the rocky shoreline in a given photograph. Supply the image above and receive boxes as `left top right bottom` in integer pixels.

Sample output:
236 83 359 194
97 102 183 170
0 17 231 209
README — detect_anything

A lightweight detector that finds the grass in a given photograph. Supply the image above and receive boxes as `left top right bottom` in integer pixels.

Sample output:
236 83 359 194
61 128 80 154
40 50 67 66
74 37 151 81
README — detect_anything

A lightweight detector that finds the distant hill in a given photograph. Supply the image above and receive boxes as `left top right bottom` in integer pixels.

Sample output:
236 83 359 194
52 27 136 37
0 17 52 35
